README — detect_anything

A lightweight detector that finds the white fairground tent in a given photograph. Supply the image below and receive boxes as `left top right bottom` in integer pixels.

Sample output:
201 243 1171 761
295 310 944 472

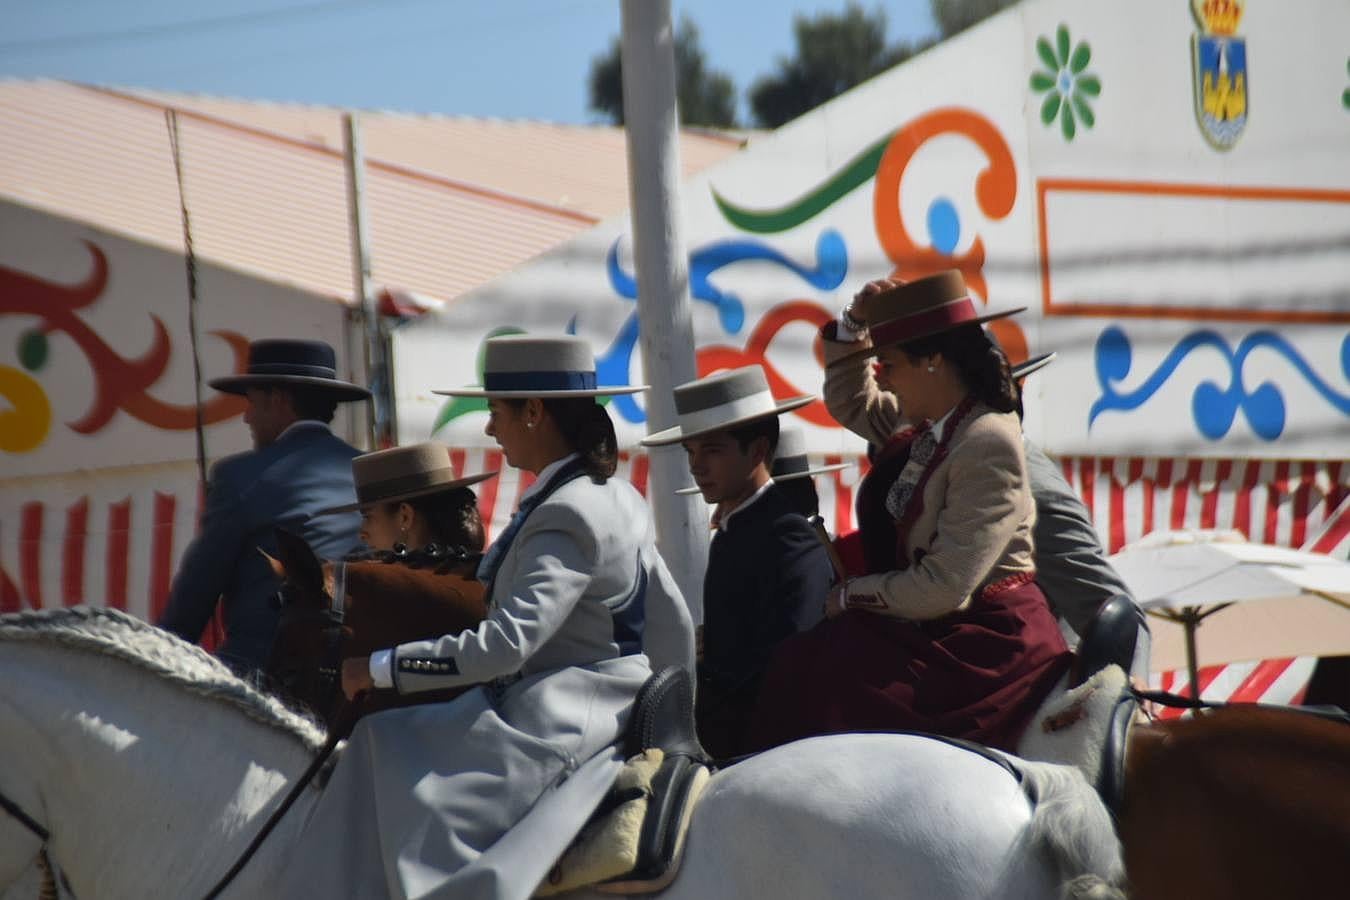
0 203 351 631
395 0 1350 700
0 80 744 636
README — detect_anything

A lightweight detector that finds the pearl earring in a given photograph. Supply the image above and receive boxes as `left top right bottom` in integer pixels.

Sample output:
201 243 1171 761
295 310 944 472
526 421 535 430
926 365 936 373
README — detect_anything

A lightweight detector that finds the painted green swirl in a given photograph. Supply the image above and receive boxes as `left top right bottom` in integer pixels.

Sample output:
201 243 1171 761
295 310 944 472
711 131 893 234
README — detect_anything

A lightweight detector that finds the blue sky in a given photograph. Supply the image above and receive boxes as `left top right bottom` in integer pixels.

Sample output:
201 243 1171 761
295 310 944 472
0 0 939 123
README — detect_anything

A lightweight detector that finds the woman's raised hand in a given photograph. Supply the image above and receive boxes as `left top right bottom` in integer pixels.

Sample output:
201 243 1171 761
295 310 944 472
846 278 898 327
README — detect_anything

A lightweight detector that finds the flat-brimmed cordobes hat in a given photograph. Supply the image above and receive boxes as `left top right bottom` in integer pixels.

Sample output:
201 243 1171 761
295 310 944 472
314 441 497 516
674 424 849 495
209 339 371 401
829 270 1025 369
432 335 646 398
641 365 813 447
1012 352 1054 381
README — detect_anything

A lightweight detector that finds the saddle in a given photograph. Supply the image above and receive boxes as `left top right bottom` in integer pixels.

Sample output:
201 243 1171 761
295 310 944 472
537 667 712 896
1018 594 1149 817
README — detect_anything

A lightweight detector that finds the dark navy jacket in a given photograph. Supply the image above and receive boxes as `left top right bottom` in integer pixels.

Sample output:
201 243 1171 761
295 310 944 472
158 422 362 673
698 482 832 752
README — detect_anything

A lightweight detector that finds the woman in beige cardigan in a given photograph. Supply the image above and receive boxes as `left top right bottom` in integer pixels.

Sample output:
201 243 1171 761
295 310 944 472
750 271 1071 752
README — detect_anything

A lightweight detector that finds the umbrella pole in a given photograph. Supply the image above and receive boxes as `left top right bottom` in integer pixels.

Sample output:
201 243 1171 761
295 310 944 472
1184 610 1201 705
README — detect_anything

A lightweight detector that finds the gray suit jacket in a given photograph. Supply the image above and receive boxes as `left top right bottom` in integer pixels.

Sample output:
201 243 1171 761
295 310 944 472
276 471 696 899
390 471 695 692
1025 441 1133 643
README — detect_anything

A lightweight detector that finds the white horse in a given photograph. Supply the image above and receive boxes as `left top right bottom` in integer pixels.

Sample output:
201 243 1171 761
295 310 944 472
0 608 1125 900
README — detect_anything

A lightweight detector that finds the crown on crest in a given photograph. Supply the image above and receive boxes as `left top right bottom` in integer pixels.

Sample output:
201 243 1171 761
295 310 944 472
1192 0 1243 36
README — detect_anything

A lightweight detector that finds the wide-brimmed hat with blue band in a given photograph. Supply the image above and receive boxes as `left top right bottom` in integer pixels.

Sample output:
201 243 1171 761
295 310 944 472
209 338 371 401
432 335 647 398
641 365 813 447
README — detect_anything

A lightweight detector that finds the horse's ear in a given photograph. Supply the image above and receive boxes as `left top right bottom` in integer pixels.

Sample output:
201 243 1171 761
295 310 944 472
259 547 286 581
272 527 326 600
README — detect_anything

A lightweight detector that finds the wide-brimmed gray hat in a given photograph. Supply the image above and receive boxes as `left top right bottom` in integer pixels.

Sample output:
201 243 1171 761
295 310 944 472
432 335 647 399
675 424 849 495
209 338 371 401
314 441 496 516
642 365 813 447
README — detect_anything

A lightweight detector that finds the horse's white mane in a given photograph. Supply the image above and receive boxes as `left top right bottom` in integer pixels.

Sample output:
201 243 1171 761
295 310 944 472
0 606 325 750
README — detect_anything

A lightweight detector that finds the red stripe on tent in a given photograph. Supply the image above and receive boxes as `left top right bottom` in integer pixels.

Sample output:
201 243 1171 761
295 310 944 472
1311 501 1350 555
631 453 650 496
1168 462 1190 530
0 509 20 612
1106 458 1126 553
62 498 89 606
1327 461 1346 513
1060 456 1074 484
1200 459 1231 531
1142 461 1161 536
476 450 504 544
449 448 467 481
1290 463 1314 548
149 493 176 622
106 499 131 611
1078 458 1096 520
22 502 43 609
1230 460 1260 540
1229 658 1295 704
1263 461 1291 544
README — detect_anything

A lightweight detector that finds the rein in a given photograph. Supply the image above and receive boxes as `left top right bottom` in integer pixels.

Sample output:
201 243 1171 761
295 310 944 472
1132 687 1350 725
0 786 49 842
200 694 366 900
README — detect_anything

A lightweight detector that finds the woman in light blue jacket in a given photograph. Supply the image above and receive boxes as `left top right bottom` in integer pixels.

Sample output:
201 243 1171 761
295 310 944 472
281 336 694 900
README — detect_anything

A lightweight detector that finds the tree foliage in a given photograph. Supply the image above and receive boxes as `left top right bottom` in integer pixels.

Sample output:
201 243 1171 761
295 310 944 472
588 16 737 128
929 0 1022 39
748 3 927 129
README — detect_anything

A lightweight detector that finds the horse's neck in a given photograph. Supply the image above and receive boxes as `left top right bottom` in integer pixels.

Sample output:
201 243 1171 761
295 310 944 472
2 643 316 898
1121 708 1350 899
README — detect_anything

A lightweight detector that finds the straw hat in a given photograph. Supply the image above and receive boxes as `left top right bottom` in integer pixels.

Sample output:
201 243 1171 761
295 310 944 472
641 365 813 447
314 441 496 516
208 339 371 401
829 270 1025 368
432 335 646 398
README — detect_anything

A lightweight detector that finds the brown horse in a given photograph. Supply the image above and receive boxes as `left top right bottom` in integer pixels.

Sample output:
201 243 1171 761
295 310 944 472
264 530 487 734
1119 704 1350 899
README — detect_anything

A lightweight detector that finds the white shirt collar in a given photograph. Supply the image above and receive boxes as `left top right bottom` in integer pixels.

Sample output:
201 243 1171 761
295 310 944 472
521 453 580 503
718 478 774 531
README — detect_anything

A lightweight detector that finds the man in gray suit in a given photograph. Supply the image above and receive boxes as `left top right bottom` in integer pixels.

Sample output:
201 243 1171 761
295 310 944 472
158 339 369 676
1014 354 1135 650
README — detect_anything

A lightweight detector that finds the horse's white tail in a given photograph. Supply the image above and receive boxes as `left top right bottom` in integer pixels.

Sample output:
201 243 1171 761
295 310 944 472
1015 759 1127 900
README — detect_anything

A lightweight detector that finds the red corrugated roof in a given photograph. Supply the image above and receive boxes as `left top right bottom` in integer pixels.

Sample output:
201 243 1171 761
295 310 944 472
0 79 746 305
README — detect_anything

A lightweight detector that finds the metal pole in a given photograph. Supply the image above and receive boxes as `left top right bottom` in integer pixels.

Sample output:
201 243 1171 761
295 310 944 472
343 111 385 450
619 0 708 622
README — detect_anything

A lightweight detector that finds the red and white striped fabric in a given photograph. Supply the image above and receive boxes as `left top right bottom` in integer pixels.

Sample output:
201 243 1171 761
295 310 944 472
3 451 1344 708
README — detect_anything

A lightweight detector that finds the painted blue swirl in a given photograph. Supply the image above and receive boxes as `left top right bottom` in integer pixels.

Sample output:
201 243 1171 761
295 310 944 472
605 229 848 335
597 230 850 424
1090 327 1350 441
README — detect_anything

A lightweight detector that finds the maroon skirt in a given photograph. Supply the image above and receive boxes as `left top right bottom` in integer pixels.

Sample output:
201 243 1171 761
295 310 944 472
747 579 1071 753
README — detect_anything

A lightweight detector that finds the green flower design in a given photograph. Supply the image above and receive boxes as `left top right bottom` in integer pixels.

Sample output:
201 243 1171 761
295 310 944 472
1343 58 1350 110
1029 24 1101 141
